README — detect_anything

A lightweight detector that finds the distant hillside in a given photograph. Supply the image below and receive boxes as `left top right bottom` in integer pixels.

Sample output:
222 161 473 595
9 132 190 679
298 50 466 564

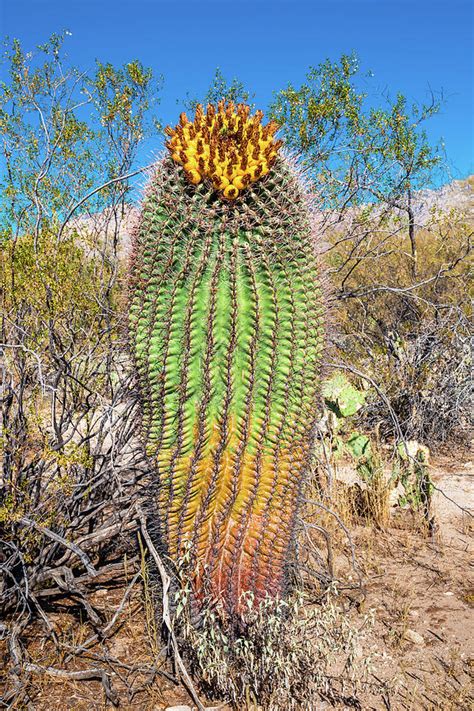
70 175 474 258
414 175 474 224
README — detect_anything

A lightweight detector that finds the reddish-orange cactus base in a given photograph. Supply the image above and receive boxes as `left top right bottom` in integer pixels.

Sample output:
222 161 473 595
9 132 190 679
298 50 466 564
159 421 303 612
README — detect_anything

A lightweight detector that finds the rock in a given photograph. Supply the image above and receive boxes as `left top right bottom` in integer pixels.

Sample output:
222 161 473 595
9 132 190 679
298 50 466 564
389 481 405 506
405 440 430 462
165 706 193 711
403 628 425 645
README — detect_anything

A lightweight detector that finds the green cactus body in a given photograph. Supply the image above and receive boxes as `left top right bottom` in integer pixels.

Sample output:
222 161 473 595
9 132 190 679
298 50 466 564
129 103 325 616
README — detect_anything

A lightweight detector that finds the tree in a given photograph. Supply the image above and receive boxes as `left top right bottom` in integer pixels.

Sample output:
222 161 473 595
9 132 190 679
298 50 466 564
270 54 470 443
270 56 444 275
269 53 366 210
0 31 162 241
182 67 254 113
357 92 443 276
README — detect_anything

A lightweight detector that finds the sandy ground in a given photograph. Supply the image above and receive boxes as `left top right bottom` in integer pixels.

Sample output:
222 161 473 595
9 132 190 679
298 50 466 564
1 453 472 710
351 453 473 710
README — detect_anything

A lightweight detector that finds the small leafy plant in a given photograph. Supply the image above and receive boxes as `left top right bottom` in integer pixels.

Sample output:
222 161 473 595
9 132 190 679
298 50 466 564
171 550 374 710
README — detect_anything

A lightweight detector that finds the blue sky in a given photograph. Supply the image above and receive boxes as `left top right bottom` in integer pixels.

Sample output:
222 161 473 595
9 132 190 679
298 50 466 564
1 0 473 184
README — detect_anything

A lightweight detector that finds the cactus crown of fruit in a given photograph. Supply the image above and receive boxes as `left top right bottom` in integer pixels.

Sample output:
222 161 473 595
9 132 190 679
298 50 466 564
164 101 283 200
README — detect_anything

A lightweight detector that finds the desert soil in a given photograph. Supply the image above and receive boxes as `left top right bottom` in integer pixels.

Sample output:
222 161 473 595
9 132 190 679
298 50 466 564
1 452 472 710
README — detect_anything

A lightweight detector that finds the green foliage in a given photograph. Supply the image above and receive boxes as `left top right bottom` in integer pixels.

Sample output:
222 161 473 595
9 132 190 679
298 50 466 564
183 67 254 114
269 52 443 215
270 53 363 157
1 230 112 360
0 32 161 238
323 373 366 419
94 59 162 176
361 92 442 197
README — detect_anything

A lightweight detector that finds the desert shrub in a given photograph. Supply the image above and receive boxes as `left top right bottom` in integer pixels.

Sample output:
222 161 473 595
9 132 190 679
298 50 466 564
171 548 374 711
0 37 158 704
1 231 109 355
1 230 112 516
329 209 472 445
0 227 143 612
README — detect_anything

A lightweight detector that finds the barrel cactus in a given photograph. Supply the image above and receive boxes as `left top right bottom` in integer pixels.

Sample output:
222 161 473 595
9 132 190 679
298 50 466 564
129 101 325 618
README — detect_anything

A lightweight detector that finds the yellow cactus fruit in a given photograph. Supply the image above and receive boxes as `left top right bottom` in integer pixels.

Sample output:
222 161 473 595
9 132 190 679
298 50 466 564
164 101 283 200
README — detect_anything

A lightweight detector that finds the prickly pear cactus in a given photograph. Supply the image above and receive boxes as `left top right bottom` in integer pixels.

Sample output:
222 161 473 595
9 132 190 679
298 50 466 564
129 102 325 616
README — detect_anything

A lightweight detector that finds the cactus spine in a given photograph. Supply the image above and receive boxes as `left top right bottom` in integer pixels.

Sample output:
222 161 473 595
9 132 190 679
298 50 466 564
129 102 325 617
